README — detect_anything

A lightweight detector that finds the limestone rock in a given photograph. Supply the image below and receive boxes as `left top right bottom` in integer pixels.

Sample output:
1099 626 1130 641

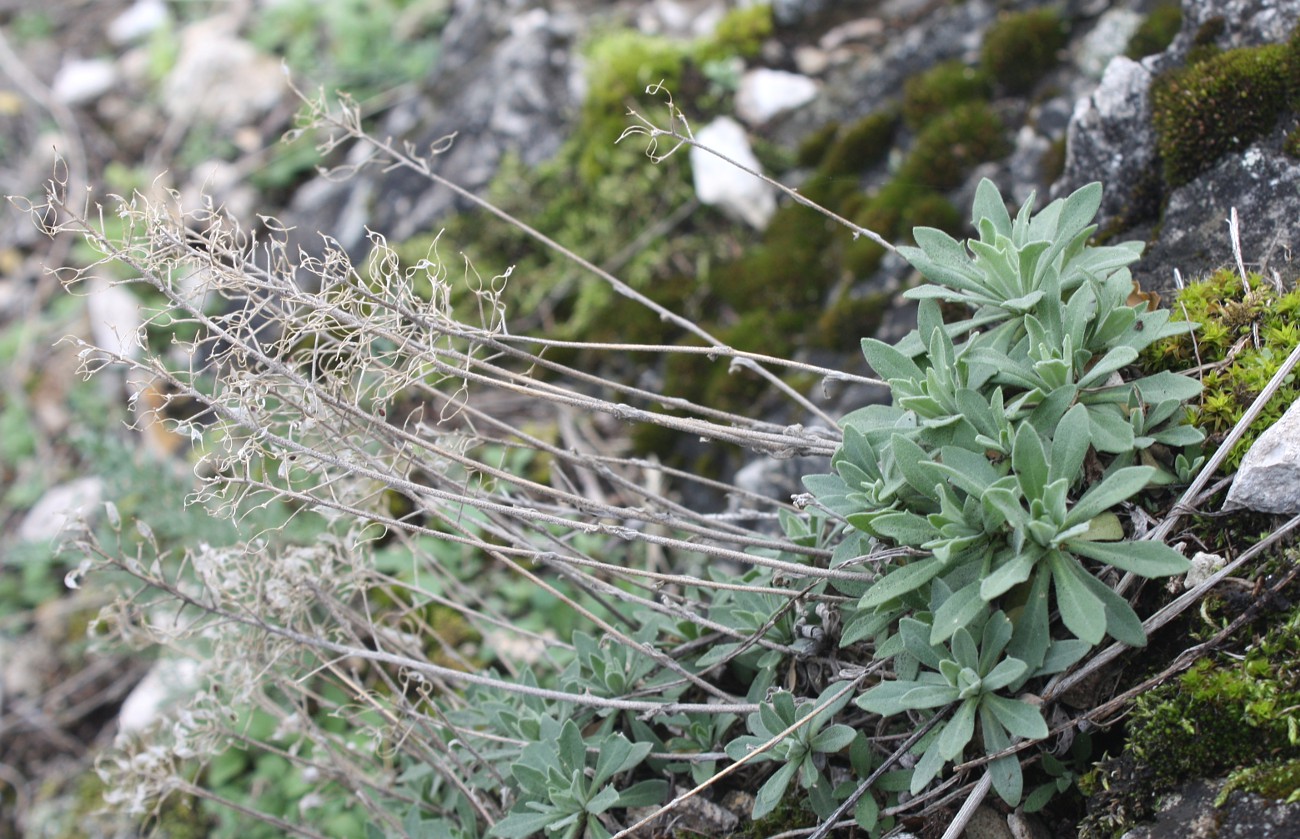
1053 56 1156 233
163 21 284 125
17 477 103 543
690 117 776 230
1225 398 1300 515
52 58 118 106
735 68 818 125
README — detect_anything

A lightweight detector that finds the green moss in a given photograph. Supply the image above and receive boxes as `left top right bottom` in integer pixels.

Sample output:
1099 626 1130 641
1082 584 1300 835
813 292 889 350
1286 124 1300 158
797 122 840 168
1218 759 1300 805
1126 1 1182 60
898 193 961 241
817 111 899 177
1143 268 1300 468
902 60 992 130
1151 43 1291 187
1040 136 1067 184
898 101 1009 191
981 9 1068 95
694 3 773 63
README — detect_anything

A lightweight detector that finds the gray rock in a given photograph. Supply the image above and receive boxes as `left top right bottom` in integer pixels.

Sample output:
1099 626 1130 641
690 117 776 229
1119 776 1300 839
163 20 284 125
1225 398 1300 515
1053 56 1157 233
284 0 592 254
1074 8 1143 79
1135 132 1300 297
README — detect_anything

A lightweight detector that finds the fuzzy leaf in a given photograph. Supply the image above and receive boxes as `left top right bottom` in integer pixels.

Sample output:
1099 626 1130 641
1050 552 1106 645
753 760 800 820
1064 466 1154 527
980 547 1041 601
1068 539 1190 578
980 703 1025 806
860 557 945 609
938 698 979 760
812 724 857 754
861 337 925 383
982 693 1048 740
930 581 989 645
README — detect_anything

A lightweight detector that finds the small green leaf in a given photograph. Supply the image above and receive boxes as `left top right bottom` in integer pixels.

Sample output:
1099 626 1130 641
861 337 924 383
981 656 1029 693
812 724 857 754
1064 466 1155 527
1048 403 1091 486
860 557 945 609
938 698 978 760
930 581 989 645
1050 552 1106 645
753 761 800 820
982 693 1048 740
980 548 1041 601
1012 423 1050 502
1068 539 1190 578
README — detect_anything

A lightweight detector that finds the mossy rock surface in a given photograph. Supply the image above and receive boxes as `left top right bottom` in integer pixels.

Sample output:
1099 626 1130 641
1126 1 1181 60
1151 43 1292 187
902 60 992 130
981 8 1068 95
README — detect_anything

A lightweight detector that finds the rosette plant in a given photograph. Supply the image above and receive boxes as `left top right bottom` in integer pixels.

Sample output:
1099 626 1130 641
803 179 1204 804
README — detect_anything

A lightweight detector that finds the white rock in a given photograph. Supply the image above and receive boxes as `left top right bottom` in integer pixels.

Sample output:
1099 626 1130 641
17 477 104 544
1184 551 1226 590
793 45 830 76
164 21 285 125
87 278 143 360
690 117 776 230
1226 398 1300 514
735 68 818 125
108 0 171 46
118 658 202 734
51 59 118 106
1075 9 1143 79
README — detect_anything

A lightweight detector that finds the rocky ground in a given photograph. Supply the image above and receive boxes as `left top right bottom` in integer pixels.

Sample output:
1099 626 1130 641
3 0 1300 836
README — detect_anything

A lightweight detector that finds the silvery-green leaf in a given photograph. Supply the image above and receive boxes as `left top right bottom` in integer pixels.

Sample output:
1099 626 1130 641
1007 568 1051 671
972 178 1012 236
979 547 1040 601
1076 346 1139 389
1069 538 1190 578
1088 405 1136 453
861 337 925 383
910 733 949 795
1132 371 1202 404
1036 639 1091 676
983 693 1048 740
1048 403 1091 486
1075 569 1148 647
981 656 1029 693
978 703 1024 806
812 724 857 754
1012 422 1050 501
1064 466 1154 527
930 581 989 645
1050 552 1106 645
859 557 944 608
938 698 978 760
752 760 800 820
